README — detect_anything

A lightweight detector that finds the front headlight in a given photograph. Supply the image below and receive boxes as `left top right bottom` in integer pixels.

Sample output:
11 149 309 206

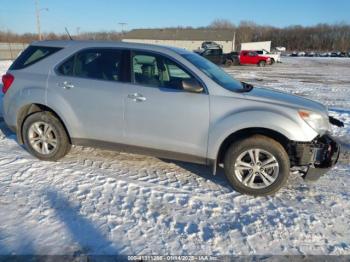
298 110 330 133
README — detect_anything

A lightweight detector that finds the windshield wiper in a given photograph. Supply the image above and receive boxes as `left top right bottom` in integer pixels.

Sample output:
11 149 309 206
240 82 254 92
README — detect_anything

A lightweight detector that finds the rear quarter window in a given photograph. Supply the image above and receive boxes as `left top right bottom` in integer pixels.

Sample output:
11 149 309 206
9 45 62 70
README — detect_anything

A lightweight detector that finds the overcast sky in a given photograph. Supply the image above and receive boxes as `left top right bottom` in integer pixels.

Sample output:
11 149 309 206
1 0 350 34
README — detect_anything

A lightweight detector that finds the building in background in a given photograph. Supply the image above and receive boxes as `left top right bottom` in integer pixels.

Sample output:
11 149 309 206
122 28 236 53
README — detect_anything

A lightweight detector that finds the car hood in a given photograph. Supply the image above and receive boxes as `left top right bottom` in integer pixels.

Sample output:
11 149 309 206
244 87 327 115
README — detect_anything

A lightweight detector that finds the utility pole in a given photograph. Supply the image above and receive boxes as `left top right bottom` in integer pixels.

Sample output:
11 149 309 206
35 0 41 40
232 31 236 52
35 0 48 41
118 22 128 33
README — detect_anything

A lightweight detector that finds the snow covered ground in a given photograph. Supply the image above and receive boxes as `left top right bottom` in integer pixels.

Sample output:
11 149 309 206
0 58 349 256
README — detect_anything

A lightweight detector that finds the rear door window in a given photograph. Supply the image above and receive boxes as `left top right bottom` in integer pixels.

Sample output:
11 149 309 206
10 45 61 70
57 48 128 82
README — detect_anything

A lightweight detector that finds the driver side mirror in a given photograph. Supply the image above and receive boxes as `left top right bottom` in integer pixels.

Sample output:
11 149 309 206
182 79 204 93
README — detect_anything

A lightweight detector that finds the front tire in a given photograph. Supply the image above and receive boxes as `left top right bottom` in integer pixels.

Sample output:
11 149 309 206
22 112 71 161
224 135 290 196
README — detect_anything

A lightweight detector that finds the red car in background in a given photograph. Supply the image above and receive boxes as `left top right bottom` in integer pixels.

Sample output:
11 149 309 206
239 50 271 66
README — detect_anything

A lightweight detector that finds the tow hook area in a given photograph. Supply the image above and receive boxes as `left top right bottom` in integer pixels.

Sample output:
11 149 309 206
289 135 341 181
329 116 344 127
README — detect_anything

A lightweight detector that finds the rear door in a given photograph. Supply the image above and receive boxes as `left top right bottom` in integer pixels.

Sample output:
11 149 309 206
248 51 259 64
47 48 130 143
123 50 210 160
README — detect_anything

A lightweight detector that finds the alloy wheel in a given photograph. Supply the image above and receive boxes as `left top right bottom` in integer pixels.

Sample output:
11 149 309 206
28 121 58 155
234 148 279 189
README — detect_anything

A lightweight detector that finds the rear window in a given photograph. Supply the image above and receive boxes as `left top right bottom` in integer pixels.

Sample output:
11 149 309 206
9 45 62 70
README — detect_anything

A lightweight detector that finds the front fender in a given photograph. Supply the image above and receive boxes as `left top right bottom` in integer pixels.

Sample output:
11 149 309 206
207 110 318 160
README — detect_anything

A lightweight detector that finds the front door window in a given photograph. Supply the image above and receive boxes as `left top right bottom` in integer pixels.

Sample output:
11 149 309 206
131 51 202 91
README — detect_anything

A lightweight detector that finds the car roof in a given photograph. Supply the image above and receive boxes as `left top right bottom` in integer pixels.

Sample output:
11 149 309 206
31 40 193 55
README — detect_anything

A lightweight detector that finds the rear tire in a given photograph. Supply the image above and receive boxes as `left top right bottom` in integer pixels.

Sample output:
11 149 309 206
232 58 240 66
224 135 290 196
22 112 71 161
224 59 233 67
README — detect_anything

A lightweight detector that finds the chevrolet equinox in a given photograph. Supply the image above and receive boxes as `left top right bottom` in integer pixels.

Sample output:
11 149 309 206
2 41 341 195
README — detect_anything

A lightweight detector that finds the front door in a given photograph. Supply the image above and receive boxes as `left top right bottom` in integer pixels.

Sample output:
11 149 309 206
248 51 259 64
123 51 210 160
203 49 222 64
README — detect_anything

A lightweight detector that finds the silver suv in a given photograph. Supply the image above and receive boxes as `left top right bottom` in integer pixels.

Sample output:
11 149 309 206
2 41 340 196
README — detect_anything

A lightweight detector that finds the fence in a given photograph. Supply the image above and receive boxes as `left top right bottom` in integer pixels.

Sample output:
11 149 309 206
0 42 28 60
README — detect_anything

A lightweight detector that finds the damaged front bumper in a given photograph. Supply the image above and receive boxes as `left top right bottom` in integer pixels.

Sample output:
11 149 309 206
289 134 341 181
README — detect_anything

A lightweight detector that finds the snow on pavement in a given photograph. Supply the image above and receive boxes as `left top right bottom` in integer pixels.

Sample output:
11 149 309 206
0 58 350 255
225 57 350 110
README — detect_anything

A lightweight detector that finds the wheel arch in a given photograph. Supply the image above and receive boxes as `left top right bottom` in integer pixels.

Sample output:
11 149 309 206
16 103 71 145
216 127 290 166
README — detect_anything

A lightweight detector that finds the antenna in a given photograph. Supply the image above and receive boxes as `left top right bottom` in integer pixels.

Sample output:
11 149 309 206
65 27 73 40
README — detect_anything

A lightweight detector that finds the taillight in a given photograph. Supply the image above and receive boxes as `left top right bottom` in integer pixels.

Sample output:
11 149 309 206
2 73 14 94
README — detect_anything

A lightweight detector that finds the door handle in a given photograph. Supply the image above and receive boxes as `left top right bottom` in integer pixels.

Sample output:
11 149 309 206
128 93 146 102
58 81 75 90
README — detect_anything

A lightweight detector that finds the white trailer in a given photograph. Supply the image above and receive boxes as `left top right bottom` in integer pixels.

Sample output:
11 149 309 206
241 41 272 52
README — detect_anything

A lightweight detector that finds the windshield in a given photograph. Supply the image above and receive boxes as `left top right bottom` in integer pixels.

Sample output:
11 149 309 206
182 53 243 91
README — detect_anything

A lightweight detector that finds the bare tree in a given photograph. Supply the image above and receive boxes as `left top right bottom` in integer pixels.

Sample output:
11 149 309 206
209 19 235 29
1 22 350 51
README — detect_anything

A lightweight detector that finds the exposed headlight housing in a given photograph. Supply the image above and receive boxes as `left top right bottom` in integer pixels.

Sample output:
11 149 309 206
299 110 330 134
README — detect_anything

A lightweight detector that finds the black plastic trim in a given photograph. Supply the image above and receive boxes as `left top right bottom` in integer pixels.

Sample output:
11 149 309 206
71 138 209 165
289 134 340 181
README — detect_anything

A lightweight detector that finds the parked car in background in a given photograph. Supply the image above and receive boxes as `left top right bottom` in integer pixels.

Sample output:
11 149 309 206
195 46 239 66
256 49 281 63
2 41 341 196
305 52 316 57
330 52 338 57
239 51 271 66
201 41 222 49
290 51 350 58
